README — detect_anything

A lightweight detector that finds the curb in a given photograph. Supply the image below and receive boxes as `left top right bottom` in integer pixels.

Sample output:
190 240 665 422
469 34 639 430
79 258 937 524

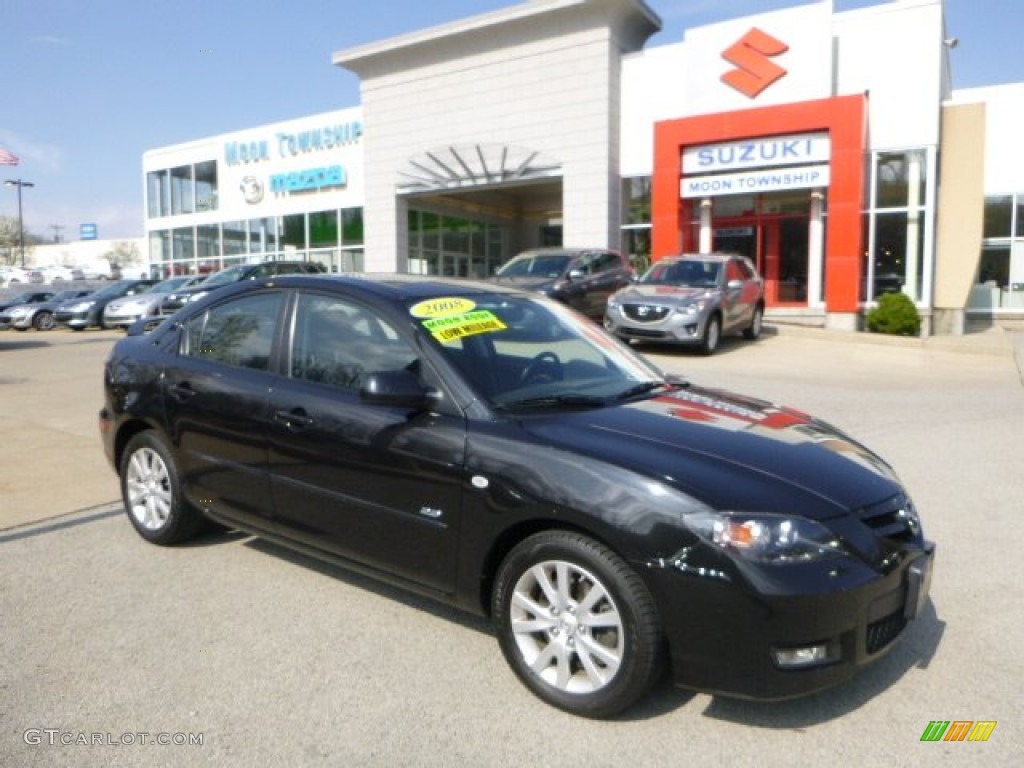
763 323 1021 360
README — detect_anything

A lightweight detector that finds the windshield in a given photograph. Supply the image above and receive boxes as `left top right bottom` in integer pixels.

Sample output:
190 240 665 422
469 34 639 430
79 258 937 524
51 290 85 302
150 276 194 294
7 292 38 304
495 253 571 279
91 281 144 299
410 293 671 410
642 260 722 289
202 265 250 287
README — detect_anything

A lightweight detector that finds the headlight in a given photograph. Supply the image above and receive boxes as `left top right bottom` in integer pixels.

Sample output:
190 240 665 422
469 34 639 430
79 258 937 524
9 307 30 318
188 291 208 303
675 301 706 315
607 296 620 310
69 301 95 312
686 511 845 564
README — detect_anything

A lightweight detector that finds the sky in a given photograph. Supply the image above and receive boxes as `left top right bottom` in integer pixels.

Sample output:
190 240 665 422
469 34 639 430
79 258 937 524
2 0 1022 243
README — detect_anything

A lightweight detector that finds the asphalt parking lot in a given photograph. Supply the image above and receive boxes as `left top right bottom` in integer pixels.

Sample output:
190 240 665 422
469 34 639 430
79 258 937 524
1 325 1022 767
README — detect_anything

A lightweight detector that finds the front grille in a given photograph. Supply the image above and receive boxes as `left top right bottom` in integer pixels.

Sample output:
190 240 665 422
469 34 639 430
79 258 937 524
866 610 907 654
623 304 670 323
857 495 918 542
621 328 668 339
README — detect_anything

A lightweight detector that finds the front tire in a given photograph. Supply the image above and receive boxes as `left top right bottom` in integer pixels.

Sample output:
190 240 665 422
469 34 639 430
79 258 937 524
119 431 205 545
492 531 663 718
700 314 721 356
33 311 55 331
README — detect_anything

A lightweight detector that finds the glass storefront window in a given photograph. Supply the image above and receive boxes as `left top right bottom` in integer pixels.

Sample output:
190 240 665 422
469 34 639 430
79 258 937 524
863 148 931 303
146 170 169 218
223 221 246 256
195 161 217 212
172 227 194 263
171 165 193 215
197 225 219 260
875 151 926 209
621 228 651 273
622 177 651 225
342 208 364 246
309 210 339 249
150 230 171 264
984 196 1013 238
872 211 924 299
281 214 305 255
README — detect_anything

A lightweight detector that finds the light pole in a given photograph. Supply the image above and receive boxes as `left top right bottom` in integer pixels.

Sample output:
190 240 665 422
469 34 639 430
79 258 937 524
4 179 34 268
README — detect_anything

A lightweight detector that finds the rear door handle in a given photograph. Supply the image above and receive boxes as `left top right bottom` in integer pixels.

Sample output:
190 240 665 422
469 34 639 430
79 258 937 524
274 408 314 430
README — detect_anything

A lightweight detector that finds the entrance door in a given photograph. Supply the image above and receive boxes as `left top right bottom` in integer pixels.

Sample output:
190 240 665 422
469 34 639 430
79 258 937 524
713 216 809 306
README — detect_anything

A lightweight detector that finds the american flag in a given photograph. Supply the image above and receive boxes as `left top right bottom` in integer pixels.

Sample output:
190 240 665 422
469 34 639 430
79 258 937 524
0 148 20 165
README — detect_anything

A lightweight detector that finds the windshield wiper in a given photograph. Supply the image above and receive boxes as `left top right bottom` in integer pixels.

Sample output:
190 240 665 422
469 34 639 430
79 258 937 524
494 393 608 411
615 375 690 401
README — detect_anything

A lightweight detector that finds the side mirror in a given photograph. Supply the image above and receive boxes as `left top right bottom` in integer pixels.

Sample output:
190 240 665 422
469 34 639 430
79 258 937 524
126 316 165 336
360 370 439 410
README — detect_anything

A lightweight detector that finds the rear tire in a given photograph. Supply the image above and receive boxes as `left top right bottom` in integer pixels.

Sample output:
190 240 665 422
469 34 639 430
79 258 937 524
493 531 663 718
119 431 206 545
742 305 764 341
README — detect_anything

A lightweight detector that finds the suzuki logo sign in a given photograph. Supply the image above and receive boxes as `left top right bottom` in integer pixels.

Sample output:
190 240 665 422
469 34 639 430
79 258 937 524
721 28 789 99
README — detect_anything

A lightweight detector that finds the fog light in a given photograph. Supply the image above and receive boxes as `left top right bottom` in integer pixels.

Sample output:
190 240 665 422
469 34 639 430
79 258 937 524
772 643 836 668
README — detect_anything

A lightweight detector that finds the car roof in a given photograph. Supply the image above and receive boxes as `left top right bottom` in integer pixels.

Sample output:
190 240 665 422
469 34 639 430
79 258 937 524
252 273 527 302
660 253 741 264
514 247 619 256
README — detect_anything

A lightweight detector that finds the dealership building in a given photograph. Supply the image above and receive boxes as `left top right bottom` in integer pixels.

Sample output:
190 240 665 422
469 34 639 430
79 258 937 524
143 0 1024 334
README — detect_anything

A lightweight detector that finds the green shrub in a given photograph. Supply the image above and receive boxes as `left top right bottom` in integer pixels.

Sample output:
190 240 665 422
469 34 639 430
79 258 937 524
866 292 921 336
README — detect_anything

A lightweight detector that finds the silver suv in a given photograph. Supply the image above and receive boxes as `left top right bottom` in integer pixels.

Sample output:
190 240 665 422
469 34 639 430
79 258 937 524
604 253 765 355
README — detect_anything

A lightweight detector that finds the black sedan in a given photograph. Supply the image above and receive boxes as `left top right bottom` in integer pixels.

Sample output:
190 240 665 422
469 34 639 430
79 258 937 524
100 275 934 718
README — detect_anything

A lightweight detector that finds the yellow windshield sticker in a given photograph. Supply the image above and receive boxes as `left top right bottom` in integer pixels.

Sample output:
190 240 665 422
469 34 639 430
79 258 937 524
409 297 477 319
422 310 507 342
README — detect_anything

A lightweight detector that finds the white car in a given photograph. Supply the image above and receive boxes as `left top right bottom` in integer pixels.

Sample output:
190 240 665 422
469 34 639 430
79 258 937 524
37 265 77 283
0 266 32 286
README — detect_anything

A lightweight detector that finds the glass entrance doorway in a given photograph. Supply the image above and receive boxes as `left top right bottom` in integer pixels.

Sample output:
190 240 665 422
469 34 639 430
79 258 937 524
710 191 818 306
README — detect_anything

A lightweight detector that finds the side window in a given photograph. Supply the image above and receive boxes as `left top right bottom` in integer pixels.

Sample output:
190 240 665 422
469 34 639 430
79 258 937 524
592 252 620 273
290 293 418 391
726 260 744 282
183 292 282 371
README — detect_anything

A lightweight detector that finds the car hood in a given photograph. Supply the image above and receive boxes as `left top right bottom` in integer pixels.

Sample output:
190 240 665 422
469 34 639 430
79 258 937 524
521 385 902 518
614 284 717 304
108 294 159 310
487 276 557 292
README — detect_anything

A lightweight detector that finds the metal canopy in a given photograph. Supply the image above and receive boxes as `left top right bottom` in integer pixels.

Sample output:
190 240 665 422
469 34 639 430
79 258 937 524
397 144 561 195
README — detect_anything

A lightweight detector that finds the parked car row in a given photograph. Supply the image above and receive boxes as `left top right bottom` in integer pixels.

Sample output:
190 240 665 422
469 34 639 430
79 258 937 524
487 248 766 355
1 261 331 332
3 253 764 355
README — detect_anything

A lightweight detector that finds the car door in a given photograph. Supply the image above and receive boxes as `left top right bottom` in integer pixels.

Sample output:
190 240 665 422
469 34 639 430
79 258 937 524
162 290 285 534
267 291 466 594
578 251 629 319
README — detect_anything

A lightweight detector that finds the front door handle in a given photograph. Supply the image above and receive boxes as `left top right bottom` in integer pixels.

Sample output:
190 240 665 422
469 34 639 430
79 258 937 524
274 408 314 430
168 381 196 402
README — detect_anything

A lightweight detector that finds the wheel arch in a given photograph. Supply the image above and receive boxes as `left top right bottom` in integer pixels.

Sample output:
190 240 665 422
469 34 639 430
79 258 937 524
476 517 630 619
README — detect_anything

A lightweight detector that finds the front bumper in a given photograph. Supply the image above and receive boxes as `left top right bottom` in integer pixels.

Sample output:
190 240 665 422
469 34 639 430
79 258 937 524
54 309 97 328
103 311 144 329
646 542 935 700
605 306 709 345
